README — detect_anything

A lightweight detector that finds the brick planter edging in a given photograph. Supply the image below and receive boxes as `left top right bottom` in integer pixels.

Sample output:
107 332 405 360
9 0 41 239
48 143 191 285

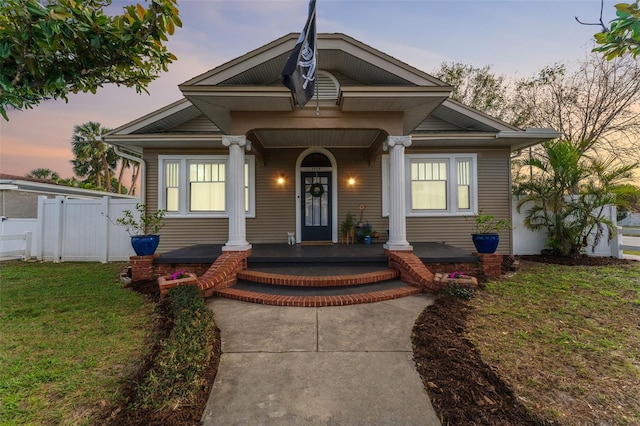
433 273 479 289
384 249 437 292
157 273 198 299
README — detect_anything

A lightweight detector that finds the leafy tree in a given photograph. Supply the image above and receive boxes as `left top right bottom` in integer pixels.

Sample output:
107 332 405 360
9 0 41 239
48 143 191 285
26 168 60 181
515 139 637 256
71 121 115 192
577 1 640 59
432 62 511 122
512 55 640 165
0 0 182 120
612 184 640 220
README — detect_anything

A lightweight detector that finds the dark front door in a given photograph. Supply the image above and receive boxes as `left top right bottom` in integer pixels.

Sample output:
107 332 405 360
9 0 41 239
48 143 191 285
301 172 332 241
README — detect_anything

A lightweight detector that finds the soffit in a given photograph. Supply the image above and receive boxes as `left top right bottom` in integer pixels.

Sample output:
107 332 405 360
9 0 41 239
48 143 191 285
251 129 382 149
183 33 445 88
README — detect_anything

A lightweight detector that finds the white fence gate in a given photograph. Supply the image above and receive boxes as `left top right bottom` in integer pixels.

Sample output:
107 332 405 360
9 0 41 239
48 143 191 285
36 196 138 262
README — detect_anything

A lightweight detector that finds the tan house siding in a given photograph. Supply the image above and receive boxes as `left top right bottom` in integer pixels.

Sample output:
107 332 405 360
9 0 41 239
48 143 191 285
334 149 388 239
405 148 512 254
145 146 512 253
146 149 231 253
247 150 299 243
247 148 389 242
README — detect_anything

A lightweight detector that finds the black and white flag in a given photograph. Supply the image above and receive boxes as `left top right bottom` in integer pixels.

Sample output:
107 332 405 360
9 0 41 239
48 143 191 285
281 0 316 108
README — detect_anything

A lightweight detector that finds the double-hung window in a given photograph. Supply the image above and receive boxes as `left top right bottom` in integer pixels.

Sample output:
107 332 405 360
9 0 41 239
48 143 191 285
158 155 255 217
382 154 477 216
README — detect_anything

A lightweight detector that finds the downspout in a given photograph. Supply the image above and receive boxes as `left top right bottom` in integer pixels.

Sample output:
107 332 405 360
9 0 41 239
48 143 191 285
110 144 146 202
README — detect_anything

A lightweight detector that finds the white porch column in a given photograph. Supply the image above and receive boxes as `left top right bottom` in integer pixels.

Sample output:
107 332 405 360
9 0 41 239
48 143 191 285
384 135 413 251
222 135 252 252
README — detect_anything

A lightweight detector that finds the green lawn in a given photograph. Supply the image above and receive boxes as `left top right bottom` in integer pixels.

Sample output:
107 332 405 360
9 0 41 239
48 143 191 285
468 262 640 425
0 261 156 425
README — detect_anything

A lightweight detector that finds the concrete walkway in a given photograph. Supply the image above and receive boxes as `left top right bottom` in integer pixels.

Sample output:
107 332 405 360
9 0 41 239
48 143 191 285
202 296 442 426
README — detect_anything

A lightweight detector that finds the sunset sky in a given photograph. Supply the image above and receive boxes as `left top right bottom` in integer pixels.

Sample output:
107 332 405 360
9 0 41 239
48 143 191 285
0 0 622 180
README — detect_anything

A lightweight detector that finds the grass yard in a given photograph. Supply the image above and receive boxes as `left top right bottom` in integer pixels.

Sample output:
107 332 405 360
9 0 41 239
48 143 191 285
0 261 156 425
467 262 640 425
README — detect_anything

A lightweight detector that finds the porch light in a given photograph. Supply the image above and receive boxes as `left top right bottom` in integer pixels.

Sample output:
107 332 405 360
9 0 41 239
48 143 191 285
347 177 356 186
277 176 286 185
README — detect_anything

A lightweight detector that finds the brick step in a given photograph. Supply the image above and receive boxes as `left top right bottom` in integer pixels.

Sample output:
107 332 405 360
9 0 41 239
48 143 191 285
214 281 421 307
236 267 399 287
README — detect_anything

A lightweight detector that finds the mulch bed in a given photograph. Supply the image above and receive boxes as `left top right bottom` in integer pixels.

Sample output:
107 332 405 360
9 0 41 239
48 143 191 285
97 279 221 426
412 296 553 425
411 254 636 426
103 254 635 425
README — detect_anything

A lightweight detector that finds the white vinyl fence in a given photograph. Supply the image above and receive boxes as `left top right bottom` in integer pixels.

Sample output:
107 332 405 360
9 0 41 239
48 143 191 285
0 218 36 260
620 228 640 252
2 194 632 263
513 199 623 258
35 196 138 262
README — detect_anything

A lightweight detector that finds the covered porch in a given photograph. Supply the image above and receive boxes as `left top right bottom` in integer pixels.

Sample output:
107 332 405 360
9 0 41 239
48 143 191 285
154 241 478 266
130 241 504 306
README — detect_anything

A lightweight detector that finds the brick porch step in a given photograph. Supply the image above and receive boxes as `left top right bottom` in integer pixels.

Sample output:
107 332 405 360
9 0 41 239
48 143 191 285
214 280 420 307
236 267 399 287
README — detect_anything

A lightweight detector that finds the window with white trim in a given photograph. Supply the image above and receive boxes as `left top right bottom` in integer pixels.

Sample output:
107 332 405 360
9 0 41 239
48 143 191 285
158 155 255 218
381 154 477 217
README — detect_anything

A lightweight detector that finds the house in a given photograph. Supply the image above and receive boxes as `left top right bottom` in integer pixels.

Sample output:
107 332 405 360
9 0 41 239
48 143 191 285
103 33 559 257
0 173 134 219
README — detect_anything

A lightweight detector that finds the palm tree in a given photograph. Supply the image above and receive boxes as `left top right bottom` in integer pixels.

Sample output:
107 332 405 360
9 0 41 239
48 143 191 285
26 168 60 181
515 139 637 256
71 122 114 192
115 155 141 195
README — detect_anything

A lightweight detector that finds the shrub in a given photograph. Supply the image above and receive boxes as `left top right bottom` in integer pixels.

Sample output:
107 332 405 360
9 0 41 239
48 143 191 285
440 281 475 300
136 285 216 410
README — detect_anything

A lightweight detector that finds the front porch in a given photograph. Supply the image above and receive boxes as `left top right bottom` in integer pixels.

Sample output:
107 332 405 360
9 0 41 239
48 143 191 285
127 242 504 306
154 241 478 266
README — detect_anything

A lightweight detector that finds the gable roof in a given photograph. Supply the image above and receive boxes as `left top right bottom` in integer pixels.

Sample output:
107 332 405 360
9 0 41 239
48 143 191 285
104 33 560 152
181 33 446 88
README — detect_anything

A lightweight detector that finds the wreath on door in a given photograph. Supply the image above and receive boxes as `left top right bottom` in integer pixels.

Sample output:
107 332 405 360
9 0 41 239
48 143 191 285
308 182 325 198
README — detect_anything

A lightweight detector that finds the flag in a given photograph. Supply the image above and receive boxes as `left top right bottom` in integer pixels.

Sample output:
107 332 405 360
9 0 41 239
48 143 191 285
281 0 317 108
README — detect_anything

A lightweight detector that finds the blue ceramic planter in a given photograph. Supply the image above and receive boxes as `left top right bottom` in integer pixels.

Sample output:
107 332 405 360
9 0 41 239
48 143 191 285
130 235 160 256
471 234 499 254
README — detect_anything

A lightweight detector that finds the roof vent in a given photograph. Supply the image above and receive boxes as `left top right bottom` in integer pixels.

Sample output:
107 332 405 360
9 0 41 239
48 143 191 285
312 71 339 101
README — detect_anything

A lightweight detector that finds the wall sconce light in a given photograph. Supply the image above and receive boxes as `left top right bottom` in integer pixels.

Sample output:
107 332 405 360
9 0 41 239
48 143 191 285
347 177 356 186
277 176 286 186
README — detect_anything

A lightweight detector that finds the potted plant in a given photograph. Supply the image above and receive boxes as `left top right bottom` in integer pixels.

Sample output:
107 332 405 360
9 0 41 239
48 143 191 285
468 210 511 254
360 223 373 245
340 212 355 244
116 203 166 256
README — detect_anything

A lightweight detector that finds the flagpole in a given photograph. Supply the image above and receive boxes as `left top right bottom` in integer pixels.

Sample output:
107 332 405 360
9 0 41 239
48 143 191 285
280 0 317 108
315 6 320 116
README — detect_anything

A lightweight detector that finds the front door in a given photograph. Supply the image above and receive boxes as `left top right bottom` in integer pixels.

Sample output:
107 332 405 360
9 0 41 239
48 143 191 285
301 172 332 241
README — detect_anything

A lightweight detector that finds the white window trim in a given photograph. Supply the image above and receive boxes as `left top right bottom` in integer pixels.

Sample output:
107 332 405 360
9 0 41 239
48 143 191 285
158 155 255 218
381 153 478 217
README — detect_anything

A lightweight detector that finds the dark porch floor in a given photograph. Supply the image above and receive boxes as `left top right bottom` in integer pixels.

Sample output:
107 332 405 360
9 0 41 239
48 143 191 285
154 242 478 265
